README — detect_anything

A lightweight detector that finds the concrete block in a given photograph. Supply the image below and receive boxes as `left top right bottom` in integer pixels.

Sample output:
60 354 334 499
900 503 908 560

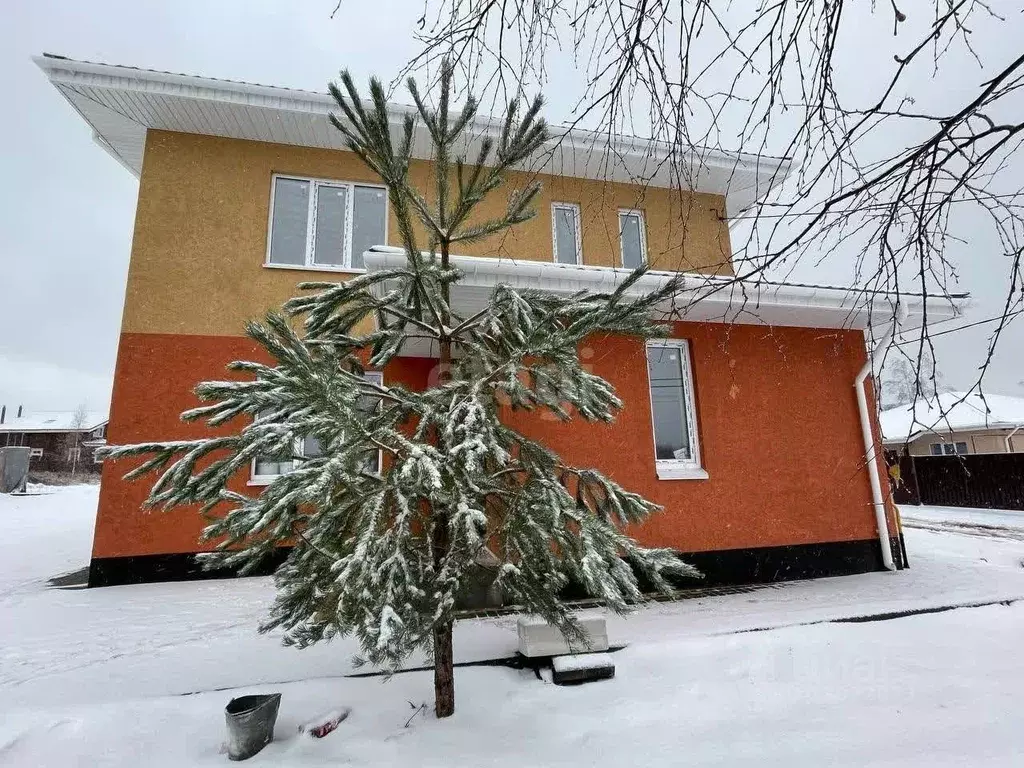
552 652 615 685
516 616 609 658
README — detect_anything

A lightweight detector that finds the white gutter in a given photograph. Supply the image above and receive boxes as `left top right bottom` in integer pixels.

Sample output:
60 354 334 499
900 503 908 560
854 306 908 572
1006 425 1023 454
364 247 962 332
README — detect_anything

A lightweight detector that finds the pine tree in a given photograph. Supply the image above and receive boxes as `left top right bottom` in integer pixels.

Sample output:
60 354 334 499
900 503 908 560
101 63 699 718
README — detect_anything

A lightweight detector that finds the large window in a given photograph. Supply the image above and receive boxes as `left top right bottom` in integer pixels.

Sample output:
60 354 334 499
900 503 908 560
251 372 385 484
552 203 582 265
645 340 705 480
618 209 647 269
267 175 387 271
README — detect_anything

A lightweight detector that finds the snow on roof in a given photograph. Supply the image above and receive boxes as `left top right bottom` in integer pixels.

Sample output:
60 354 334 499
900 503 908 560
0 410 108 434
880 392 1024 443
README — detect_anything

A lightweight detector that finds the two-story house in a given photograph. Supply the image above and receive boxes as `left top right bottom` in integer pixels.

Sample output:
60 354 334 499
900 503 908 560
36 54 963 588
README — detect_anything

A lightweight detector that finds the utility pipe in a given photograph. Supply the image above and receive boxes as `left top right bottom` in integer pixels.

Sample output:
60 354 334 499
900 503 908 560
1005 425 1022 454
855 305 908 572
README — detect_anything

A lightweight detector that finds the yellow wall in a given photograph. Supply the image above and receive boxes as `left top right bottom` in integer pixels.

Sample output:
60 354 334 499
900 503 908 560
124 130 734 336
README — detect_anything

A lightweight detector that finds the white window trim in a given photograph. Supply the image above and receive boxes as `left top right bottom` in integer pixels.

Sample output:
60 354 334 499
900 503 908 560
618 208 648 268
249 371 385 486
29 447 44 458
645 339 706 481
551 202 583 265
264 174 389 273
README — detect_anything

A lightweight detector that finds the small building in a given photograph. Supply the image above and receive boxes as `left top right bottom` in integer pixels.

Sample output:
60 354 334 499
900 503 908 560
0 407 109 473
881 391 1024 456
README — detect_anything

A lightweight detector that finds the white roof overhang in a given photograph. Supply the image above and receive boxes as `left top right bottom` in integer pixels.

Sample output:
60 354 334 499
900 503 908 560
363 247 966 357
882 423 1023 445
34 54 791 215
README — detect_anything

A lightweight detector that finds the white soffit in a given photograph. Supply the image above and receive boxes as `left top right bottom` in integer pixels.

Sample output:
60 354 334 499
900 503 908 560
364 247 965 334
34 54 791 214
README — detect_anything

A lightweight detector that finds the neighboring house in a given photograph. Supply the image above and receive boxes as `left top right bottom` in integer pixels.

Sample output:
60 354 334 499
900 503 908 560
881 391 1024 457
37 55 965 589
0 406 109 473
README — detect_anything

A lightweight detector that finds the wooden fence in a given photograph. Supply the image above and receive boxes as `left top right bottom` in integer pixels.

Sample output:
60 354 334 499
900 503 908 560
886 451 1024 510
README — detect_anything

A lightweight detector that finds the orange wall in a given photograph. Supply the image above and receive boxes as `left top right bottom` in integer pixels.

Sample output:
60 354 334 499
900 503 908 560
95 324 887 559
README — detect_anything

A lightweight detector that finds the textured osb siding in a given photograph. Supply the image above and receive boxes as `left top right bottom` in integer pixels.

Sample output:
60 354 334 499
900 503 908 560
123 130 733 337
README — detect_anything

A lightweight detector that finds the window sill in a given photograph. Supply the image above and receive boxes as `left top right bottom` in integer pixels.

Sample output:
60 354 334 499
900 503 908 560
263 263 366 275
655 463 709 481
247 477 277 487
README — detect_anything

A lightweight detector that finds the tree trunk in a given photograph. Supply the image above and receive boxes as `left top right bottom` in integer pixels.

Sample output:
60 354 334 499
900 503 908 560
433 238 456 718
433 620 455 717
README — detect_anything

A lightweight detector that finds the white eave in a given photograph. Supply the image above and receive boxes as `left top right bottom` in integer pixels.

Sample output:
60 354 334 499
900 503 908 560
364 246 966 356
34 54 791 215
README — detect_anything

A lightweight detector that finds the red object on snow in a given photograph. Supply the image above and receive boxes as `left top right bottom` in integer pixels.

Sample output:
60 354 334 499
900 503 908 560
299 708 351 739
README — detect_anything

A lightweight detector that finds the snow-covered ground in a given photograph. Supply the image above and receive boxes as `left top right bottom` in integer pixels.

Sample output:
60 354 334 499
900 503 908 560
2 487 1023 766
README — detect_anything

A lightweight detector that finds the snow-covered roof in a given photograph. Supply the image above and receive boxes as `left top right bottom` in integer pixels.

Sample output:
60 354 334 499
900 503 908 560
34 54 790 215
0 410 108 434
880 392 1024 443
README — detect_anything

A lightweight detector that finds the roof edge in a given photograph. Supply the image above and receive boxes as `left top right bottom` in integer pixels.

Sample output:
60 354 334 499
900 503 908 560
34 54 792 210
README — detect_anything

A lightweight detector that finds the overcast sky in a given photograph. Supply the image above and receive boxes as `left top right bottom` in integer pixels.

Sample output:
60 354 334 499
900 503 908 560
2 0 1021 416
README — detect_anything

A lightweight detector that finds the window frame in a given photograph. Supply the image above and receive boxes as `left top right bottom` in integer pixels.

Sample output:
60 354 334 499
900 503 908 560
644 339 706 480
264 174 389 273
29 447 43 459
617 208 648 269
249 371 385 485
930 443 944 456
551 202 583 265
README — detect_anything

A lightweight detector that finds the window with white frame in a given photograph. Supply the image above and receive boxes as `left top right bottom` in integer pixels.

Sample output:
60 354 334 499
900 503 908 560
645 340 704 479
930 441 968 456
552 202 582 265
618 209 647 269
29 447 43 459
266 175 388 271
251 371 384 483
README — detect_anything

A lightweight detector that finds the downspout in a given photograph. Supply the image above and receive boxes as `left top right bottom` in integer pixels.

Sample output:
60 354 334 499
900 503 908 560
1005 425 1022 454
855 305 908 572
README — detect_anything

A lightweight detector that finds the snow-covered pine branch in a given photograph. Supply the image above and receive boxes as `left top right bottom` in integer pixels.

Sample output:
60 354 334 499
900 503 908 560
100 60 699 719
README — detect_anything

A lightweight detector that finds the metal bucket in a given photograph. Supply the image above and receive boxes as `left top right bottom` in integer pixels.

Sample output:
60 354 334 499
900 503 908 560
225 693 281 761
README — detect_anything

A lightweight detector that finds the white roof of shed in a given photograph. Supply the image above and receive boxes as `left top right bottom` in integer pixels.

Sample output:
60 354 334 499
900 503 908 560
880 392 1024 443
0 410 108 434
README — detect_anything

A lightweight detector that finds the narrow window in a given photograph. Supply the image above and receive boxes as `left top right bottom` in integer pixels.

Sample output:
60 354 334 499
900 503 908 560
251 372 384 483
552 203 581 265
268 177 310 266
645 340 703 478
267 175 387 270
356 371 385 474
619 209 647 269
955 441 968 455
930 443 943 456
312 184 348 266
351 186 388 270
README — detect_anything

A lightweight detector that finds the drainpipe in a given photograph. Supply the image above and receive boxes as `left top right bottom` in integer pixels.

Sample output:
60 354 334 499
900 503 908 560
1006 425 1023 454
855 305 908 572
